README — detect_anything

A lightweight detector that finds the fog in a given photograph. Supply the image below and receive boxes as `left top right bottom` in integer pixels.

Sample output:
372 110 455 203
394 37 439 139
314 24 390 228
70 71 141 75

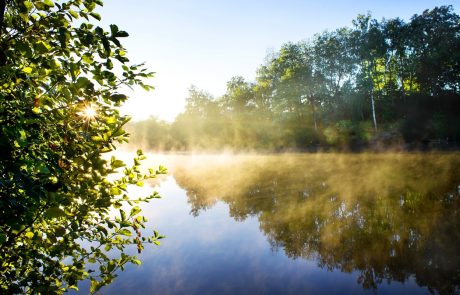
111 150 460 293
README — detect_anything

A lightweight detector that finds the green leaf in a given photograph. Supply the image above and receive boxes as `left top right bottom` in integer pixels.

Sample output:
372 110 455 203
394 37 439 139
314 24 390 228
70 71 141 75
101 37 111 55
22 67 33 74
97 225 108 236
132 259 141 265
68 9 79 19
17 42 33 57
35 40 51 53
111 159 125 168
44 207 66 218
107 261 116 272
157 165 168 174
19 130 26 140
23 1 33 10
119 209 126 221
106 117 117 124
82 53 93 64
110 187 122 195
110 94 127 103
69 63 81 79
110 24 119 36
130 206 141 217
90 279 101 294
55 227 66 237
89 12 101 21
91 135 104 142
43 0 54 7
116 31 129 38
118 229 131 236
112 128 125 137
75 77 91 89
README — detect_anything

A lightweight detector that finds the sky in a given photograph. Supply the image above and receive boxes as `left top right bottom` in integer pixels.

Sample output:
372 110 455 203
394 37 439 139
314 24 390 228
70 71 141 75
97 1 457 122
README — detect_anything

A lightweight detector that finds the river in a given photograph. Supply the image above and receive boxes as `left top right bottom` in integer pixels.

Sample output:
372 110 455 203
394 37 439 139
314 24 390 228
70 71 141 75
85 152 460 294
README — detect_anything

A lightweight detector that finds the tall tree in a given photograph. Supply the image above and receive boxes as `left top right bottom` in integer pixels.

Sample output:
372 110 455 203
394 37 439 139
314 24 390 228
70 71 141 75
352 14 386 130
408 6 460 95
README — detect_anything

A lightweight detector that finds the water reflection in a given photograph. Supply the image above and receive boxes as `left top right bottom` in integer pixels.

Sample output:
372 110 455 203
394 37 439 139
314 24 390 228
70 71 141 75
170 153 460 294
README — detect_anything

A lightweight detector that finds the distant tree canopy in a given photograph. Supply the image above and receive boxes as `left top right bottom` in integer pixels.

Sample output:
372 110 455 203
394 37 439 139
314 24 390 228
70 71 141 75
0 0 164 294
129 6 460 151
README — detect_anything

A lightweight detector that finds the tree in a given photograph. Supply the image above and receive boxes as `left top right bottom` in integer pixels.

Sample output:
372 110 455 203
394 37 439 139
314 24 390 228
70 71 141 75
312 29 355 125
408 6 460 95
220 77 256 147
0 0 165 293
125 117 172 151
172 86 225 149
351 14 386 131
124 6 460 151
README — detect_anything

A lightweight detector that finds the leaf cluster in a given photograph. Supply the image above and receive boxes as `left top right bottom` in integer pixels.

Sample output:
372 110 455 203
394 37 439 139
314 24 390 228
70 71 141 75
0 0 162 293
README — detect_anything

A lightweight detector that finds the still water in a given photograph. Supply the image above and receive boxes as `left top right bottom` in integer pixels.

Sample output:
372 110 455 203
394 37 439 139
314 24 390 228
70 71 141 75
96 153 460 295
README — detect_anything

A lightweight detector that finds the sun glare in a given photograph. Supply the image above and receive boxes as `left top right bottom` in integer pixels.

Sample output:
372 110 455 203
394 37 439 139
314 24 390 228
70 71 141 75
80 104 97 121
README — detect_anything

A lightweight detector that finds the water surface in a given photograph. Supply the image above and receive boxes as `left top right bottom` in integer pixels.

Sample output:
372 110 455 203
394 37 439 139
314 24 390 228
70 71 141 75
99 153 460 295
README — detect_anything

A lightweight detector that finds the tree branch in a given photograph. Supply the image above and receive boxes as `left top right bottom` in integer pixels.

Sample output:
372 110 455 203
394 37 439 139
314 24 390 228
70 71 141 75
0 0 6 37
0 0 6 66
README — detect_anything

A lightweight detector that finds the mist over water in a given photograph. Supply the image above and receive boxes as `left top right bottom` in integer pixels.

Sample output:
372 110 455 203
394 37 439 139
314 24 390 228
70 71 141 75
101 151 460 295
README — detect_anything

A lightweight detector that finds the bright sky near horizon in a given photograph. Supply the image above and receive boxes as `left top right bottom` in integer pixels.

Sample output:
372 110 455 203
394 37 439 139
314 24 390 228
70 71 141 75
97 1 457 122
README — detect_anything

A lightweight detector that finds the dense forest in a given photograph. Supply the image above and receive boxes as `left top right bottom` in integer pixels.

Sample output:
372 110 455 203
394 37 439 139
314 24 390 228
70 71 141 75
128 6 460 151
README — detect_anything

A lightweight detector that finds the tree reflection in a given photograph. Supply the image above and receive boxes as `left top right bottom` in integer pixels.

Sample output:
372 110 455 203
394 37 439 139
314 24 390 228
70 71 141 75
171 154 460 294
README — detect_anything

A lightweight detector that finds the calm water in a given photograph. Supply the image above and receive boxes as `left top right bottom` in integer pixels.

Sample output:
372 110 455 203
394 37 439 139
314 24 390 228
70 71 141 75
85 153 460 295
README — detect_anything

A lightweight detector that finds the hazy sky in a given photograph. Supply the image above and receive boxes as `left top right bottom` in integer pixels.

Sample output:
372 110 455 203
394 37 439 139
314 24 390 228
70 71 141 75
97 1 457 122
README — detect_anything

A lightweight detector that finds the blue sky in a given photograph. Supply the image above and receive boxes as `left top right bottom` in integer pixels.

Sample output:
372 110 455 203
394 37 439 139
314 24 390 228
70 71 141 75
98 1 457 121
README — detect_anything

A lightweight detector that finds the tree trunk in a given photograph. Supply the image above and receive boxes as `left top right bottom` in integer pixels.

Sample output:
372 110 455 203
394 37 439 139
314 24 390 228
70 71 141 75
370 88 377 131
399 56 406 100
310 96 317 132
368 64 378 131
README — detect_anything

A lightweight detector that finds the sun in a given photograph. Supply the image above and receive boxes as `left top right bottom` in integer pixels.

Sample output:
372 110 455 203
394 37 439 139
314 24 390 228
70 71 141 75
80 104 98 121
84 106 97 118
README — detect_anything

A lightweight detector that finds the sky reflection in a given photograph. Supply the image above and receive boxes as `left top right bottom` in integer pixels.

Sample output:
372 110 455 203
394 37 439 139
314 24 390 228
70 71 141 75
86 153 460 295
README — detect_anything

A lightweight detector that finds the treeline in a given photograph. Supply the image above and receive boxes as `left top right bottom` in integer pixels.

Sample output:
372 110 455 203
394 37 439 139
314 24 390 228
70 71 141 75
129 6 460 151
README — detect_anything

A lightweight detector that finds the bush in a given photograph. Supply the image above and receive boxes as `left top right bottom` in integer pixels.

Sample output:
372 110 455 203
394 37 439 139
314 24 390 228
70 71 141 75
0 1 164 293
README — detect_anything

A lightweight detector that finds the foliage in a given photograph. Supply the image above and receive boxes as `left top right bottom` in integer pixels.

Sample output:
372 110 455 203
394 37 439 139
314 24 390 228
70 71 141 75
125 117 172 150
128 6 460 152
0 0 164 293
